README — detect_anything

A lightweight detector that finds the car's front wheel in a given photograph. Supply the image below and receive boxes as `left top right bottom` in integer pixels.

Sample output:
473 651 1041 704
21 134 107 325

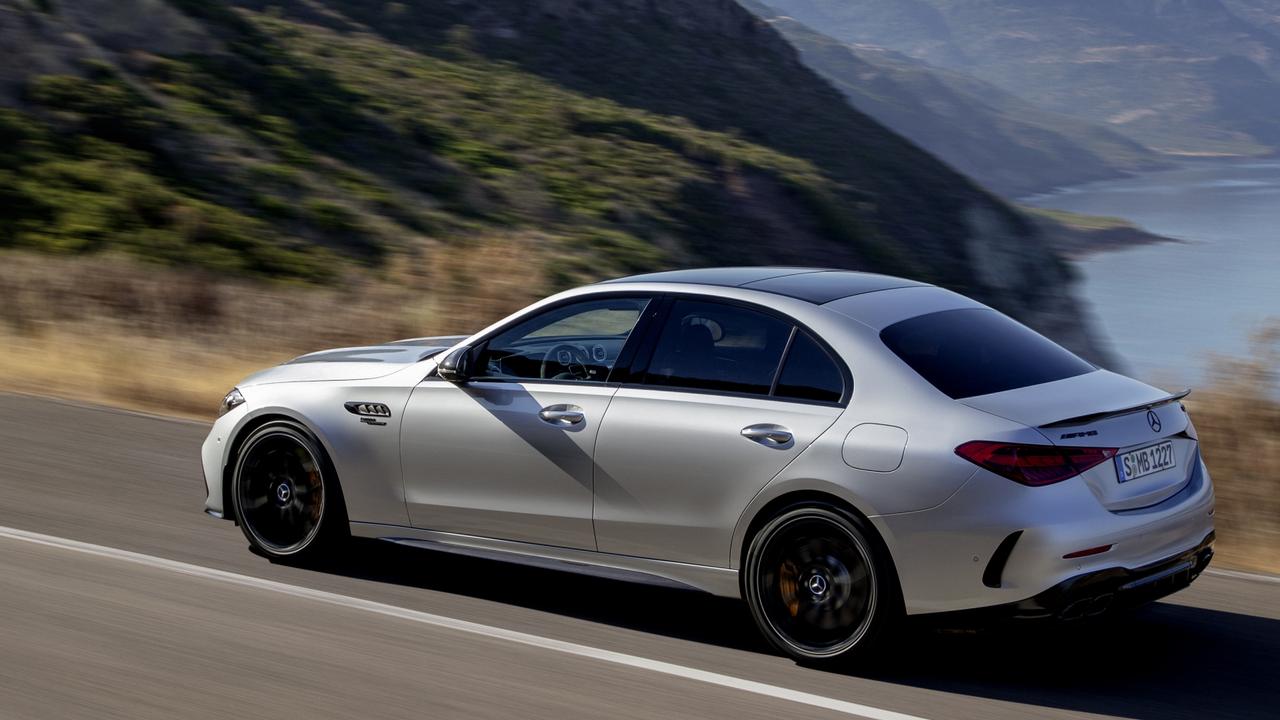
743 503 900 664
231 420 347 559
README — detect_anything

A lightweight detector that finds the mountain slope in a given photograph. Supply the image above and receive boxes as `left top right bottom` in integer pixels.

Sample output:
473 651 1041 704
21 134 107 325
1225 0 1280 41
0 0 1105 357
768 0 1280 155
744 1 1166 195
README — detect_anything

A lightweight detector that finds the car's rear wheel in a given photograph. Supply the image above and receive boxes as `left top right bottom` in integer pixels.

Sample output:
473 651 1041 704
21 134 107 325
743 503 899 664
231 420 346 559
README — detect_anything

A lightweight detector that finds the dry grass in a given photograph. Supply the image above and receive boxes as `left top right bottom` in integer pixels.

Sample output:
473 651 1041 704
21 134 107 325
0 246 546 417
1186 326 1280 574
1 251 1276 574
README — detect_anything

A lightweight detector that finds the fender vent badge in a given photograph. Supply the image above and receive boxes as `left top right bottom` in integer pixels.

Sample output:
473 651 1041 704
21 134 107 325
345 402 392 418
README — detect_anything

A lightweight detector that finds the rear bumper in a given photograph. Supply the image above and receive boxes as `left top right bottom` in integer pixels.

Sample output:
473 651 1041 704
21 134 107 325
1005 531 1215 620
877 450 1215 614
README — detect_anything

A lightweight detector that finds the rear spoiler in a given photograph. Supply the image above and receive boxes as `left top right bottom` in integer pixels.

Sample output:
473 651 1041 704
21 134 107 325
1039 389 1191 429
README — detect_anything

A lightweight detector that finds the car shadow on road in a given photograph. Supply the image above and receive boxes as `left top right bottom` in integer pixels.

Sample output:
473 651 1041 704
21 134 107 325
855 602 1280 720
294 539 1280 720
285 538 764 651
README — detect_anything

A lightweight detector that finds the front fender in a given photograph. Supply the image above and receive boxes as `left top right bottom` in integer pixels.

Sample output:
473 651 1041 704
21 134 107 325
201 381 414 527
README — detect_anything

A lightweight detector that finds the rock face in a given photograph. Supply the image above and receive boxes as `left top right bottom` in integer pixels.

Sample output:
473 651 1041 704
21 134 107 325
961 206 1111 366
0 0 1112 363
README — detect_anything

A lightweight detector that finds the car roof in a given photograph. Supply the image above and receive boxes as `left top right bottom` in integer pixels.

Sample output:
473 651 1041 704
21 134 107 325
600 267 928 304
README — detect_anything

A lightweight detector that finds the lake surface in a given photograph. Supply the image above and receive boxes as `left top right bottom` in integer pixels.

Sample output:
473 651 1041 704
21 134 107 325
1024 160 1280 388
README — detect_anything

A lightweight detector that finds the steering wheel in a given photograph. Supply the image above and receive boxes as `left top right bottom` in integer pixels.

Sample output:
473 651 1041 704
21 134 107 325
540 343 592 380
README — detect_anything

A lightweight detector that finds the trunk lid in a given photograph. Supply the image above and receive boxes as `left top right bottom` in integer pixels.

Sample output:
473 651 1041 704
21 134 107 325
962 370 1196 511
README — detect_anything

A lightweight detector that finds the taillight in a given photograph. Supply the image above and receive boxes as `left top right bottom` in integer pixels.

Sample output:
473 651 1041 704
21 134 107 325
956 441 1117 486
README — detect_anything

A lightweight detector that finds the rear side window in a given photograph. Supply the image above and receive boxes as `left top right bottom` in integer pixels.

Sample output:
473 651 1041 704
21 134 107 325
775 331 844 403
880 308 1094 399
643 299 792 396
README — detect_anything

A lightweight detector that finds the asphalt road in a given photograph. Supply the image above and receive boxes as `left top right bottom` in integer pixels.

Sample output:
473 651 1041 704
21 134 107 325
0 392 1277 720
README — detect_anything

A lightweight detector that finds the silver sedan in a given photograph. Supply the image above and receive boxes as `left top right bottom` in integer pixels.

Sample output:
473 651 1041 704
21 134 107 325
201 267 1216 663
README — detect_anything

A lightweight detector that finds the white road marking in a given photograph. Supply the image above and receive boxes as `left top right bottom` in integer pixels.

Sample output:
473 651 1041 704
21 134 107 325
1206 567 1280 585
0 525 927 720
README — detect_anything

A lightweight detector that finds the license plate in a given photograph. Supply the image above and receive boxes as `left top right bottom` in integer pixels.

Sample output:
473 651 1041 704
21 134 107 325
1116 441 1175 483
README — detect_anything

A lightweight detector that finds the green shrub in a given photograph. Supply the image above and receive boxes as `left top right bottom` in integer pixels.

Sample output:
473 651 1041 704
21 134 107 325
304 199 361 233
252 194 295 218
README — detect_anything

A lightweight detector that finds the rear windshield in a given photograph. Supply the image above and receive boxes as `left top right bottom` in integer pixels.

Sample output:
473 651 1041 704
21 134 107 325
880 308 1095 399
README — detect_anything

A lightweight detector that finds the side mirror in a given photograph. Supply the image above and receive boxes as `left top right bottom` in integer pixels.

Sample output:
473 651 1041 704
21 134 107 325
437 345 472 383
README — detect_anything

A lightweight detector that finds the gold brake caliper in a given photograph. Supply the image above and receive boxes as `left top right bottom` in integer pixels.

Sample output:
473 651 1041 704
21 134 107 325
779 560 800 617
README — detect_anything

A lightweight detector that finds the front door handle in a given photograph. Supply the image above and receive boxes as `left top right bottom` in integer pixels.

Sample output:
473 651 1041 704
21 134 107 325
539 404 585 426
741 424 793 446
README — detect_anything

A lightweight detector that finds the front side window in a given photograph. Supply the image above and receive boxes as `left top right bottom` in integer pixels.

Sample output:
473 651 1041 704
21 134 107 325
477 296 649 382
643 299 792 396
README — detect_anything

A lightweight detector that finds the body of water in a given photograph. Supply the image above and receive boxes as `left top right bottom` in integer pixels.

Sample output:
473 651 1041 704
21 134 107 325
1025 160 1280 388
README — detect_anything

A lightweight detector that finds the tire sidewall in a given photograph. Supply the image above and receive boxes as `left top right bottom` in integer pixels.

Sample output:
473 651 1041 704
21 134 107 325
231 420 342 559
743 503 900 664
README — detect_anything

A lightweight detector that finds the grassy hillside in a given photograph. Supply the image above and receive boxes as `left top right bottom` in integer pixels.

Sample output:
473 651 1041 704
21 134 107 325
768 0 1280 156
745 2 1167 195
0 0 1112 365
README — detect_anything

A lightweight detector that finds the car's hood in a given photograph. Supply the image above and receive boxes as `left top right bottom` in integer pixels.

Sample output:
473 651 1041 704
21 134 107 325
238 335 467 386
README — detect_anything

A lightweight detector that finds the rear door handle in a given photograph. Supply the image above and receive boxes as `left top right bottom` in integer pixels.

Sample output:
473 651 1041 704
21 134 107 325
539 404 585 426
741 424 793 446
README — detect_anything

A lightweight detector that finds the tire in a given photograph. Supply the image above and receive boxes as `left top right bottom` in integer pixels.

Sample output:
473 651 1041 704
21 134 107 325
231 420 348 560
743 503 901 664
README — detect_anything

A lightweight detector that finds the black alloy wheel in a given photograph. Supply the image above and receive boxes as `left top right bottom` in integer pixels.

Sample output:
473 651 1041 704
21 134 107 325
232 421 345 558
744 504 899 664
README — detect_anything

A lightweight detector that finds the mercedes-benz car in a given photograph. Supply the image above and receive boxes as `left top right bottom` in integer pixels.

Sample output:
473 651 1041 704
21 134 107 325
201 267 1215 663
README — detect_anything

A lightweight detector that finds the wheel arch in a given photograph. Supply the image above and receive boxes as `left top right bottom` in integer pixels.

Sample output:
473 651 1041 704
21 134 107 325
734 487 902 605
222 411 343 525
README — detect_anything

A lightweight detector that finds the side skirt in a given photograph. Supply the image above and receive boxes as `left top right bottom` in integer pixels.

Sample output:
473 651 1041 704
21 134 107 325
349 522 741 598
